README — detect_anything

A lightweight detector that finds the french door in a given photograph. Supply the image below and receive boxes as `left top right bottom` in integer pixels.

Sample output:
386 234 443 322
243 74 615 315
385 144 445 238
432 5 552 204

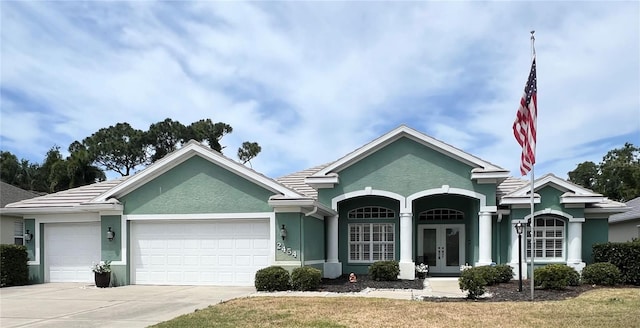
417 224 465 274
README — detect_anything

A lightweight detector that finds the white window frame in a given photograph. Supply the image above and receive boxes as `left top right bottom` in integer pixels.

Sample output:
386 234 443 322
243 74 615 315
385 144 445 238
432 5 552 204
14 219 24 245
418 208 464 221
526 217 565 260
348 223 395 263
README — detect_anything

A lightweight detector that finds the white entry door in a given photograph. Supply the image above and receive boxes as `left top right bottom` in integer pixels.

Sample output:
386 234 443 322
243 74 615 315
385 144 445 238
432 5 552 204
45 222 101 282
130 219 270 286
417 224 465 274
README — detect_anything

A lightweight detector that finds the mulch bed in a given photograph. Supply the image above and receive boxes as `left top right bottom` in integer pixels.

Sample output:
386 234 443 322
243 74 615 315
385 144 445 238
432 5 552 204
318 275 634 302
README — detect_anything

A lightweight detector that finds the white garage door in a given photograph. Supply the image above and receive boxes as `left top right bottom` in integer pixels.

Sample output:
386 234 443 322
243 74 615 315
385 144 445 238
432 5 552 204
45 222 101 282
131 220 270 286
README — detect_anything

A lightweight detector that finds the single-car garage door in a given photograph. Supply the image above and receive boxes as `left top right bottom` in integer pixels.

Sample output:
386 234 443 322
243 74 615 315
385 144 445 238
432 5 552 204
131 219 270 286
45 222 101 282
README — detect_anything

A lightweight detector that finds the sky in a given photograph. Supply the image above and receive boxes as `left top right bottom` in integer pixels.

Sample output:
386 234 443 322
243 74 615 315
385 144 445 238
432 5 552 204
1 1 639 182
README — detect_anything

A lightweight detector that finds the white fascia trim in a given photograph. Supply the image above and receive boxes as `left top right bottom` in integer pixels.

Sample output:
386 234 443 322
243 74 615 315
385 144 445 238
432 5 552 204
304 175 339 188
0 205 121 215
268 199 337 217
124 212 275 221
94 142 303 202
508 174 601 198
560 195 605 204
500 196 541 205
470 171 510 181
584 207 629 214
313 126 505 176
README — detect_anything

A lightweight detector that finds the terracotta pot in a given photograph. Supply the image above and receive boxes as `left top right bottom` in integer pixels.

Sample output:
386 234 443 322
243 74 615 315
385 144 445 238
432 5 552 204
94 272 111 288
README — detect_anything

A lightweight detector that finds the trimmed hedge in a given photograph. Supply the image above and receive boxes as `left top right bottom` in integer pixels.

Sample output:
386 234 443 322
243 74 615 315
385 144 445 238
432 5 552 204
581 262 622 286
474 265 499 286
0 244 29 287
291 266 322 291
593 240 640 285
254 266 290 291
494 264 515 283
369 261 399 281
534 264 579 290
459 267 487 299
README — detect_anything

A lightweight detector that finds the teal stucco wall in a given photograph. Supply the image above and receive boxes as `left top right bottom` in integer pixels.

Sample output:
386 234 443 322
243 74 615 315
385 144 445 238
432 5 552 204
121 156 274 215
582 218 609 263
304 216 325 262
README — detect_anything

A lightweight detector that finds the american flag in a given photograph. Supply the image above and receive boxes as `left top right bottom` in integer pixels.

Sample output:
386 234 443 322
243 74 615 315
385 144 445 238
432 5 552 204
513 56 537 175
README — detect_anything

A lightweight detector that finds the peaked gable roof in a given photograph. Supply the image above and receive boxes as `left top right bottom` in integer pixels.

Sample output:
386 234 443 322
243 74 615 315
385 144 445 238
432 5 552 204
94 140 304 202
308 125 509 181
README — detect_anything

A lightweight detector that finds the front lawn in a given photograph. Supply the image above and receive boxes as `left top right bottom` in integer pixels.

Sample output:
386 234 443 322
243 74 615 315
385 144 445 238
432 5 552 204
152 288 639 328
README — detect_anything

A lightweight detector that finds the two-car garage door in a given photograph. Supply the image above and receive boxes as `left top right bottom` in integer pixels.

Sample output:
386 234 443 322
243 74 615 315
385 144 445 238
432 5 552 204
130 220 269 286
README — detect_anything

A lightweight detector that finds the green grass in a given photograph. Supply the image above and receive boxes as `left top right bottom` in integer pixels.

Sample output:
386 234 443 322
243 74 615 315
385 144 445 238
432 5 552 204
151 288 640 328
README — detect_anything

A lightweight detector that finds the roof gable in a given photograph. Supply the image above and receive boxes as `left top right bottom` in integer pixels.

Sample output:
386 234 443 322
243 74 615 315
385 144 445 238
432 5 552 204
313 125 507 176
95 140 303 202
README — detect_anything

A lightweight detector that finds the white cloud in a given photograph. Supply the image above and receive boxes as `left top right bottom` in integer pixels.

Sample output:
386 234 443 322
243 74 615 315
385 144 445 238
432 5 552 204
1 1 638 182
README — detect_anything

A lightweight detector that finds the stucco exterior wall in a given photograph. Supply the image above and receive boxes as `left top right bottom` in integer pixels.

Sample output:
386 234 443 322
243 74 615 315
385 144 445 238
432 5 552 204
609 220 640 242
121 156 273 215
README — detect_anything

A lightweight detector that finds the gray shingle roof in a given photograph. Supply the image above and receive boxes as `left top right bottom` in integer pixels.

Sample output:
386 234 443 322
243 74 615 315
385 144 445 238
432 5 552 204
609 197 640 223
0 182 40 207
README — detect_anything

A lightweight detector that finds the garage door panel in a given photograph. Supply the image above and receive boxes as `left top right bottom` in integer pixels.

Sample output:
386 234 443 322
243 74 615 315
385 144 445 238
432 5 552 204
46 222 100 283
132 219 269 286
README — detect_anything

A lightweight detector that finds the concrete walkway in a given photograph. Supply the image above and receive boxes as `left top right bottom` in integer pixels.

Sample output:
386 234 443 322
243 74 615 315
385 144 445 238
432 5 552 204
0 278 464 328
0 283 255 328
251 278 466 300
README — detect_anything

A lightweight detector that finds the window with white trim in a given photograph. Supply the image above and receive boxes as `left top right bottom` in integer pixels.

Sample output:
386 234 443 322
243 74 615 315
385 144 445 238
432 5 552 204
526 217 565 259
348 206 395 219
418 208 464 221
349 223 395 262
13 219 24 245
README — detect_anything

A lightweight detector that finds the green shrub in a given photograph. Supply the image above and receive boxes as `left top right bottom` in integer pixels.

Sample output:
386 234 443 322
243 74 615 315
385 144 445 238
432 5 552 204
581 262 622 286
368 261 399 281
254 266 290 291
291 266 322 291
474 265 499 286
0 244 29 287
593 241 640 285
534 264 579 290
459 267 487 299
494 264 514 283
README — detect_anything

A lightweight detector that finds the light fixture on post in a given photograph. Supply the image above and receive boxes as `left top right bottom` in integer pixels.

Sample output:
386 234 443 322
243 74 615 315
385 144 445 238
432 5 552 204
24 229 33 243
106 227 115 242
515 222 524 292
280 224 287 241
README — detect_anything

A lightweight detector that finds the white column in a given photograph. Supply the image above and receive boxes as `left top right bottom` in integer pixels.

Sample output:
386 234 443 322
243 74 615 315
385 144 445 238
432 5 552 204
566 218 586 273
323 215 342 278
476 211 493 266
398 212 415 280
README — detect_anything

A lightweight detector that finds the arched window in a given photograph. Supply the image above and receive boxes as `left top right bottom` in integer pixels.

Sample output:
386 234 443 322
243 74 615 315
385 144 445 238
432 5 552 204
418 208 464 221
348 206 395 219
527 217 565 259
347 206 395 262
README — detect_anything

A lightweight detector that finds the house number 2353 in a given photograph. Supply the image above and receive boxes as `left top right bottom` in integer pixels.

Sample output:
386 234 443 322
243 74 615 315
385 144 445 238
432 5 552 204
276 242 297 258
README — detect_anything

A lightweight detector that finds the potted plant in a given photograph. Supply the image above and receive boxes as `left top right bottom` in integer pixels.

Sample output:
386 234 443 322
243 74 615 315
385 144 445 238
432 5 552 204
415 263 429 279
91 260 112 288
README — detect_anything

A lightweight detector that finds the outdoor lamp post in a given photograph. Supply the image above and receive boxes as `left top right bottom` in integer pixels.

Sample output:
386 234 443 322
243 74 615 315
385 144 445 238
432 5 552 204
515 222 524 292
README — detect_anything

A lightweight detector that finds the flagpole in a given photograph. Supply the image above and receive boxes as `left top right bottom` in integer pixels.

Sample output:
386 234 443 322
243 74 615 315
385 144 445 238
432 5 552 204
529 30 536 302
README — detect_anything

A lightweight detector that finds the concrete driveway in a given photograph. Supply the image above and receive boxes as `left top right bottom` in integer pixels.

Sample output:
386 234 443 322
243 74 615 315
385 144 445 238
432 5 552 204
0 283 255 328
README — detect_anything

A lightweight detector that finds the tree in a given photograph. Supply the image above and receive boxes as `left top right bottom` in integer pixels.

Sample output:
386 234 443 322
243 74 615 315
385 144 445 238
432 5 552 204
145 118 187 163
0 151 21 186
66 141 106 188
82 123 147 176
237 142 262 167
567 161 598 190
568 143 640 202
185 119 232 152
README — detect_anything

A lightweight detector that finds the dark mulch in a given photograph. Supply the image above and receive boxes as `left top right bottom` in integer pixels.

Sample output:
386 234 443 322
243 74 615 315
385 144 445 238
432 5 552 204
319 275 634 302
319 274 423 293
